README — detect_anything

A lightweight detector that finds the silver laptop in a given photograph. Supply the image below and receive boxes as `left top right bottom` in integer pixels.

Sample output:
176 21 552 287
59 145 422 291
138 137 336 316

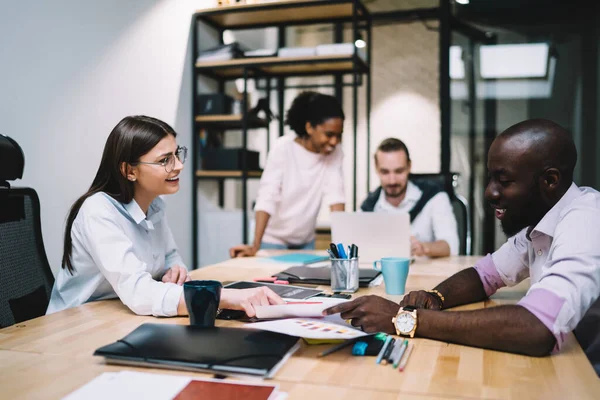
331 212 411 263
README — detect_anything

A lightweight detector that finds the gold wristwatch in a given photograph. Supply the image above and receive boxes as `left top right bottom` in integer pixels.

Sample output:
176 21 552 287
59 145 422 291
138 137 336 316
392 306 418 337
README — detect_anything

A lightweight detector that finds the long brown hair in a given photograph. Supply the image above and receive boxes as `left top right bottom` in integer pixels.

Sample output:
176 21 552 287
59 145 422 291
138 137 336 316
62 115 177 273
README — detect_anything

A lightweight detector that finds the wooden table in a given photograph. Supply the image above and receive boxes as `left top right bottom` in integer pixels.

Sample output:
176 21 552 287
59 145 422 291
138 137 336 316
1 255 598 399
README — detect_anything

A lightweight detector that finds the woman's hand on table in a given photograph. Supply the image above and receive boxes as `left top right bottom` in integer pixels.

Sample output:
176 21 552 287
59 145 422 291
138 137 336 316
220 287 284 317
162 265 191 285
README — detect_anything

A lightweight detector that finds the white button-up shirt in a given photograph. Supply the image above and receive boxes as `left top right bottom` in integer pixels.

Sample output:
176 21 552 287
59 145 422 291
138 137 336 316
475 183 600 351
374 181 460 255
47 193 186 317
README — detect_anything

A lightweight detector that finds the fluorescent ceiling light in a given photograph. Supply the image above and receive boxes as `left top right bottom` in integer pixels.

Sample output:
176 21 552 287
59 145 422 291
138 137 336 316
456 0 470 4
480 43 550 79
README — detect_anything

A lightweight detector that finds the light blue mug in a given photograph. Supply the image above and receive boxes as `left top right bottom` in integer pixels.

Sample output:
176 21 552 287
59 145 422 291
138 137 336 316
373 257 410 295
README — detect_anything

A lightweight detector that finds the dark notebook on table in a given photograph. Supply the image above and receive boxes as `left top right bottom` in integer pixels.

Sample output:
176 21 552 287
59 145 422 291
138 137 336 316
274 266 381 288
94 323 299 378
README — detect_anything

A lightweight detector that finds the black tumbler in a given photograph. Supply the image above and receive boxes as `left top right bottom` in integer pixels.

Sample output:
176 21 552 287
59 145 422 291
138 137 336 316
183 280 222 327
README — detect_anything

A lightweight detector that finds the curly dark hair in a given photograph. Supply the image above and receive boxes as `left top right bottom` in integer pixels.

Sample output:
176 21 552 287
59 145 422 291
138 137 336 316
284 91 344 137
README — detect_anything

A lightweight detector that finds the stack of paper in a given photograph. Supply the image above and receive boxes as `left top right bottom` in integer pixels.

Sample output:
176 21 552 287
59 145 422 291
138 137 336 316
64 371 287 400
249 298 367 340
278 47 316 58
248 317 367 340
254 298 348 319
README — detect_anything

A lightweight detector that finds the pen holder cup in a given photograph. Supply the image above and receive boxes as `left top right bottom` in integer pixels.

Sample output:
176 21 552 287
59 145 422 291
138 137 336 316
330 258 359 293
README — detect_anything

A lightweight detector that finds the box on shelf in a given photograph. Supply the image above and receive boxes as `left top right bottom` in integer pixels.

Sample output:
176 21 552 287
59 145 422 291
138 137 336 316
201 148 261 171
196 94 234 115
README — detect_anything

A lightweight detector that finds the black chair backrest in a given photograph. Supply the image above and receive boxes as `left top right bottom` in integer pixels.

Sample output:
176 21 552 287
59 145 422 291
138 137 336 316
0 134 25 187
409 173 472 255
0 135 54 328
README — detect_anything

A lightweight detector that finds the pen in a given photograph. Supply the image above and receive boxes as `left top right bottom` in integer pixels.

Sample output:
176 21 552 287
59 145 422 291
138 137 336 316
317 339 354 357
327 249 336 259
329 243 340 258
351 244 358 258
375 336 393 364
393 339 409 368
380 338 396 365
398 343 414 371
386 339 402 365
336 243 348 259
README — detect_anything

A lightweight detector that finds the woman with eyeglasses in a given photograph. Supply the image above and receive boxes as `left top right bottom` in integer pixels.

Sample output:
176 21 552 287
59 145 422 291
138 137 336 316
47 115 283 317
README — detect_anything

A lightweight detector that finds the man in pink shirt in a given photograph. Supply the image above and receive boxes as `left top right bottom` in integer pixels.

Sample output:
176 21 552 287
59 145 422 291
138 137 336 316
325 119 600 360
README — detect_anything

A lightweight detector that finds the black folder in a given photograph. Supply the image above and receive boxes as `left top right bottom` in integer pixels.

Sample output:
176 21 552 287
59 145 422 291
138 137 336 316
274 266 381 288
94 323 299 378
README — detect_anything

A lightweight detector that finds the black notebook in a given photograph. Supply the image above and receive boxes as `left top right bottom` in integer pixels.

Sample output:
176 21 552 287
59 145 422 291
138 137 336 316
274 266 381 288
94 323 299 378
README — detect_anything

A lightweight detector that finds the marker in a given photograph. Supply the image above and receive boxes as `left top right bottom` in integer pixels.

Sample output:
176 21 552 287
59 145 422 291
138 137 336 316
336 243 348 259
329 243 340 258
375 336 393 364
393 340 409 368
398 343 414 371
380 338 396 365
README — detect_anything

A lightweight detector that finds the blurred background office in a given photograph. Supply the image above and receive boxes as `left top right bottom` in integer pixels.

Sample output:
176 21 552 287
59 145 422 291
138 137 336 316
1 0 599 271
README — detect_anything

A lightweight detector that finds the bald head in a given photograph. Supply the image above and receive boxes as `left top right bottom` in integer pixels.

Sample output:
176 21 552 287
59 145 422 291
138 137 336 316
486 119 577 236
495 118 577 187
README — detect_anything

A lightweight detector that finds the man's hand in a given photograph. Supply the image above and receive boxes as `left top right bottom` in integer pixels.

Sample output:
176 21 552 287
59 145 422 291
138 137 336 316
229 244 258 258
322 295 400 334
162 265 190 285
399 290 442 310
411 236 429 256
220 287 285 317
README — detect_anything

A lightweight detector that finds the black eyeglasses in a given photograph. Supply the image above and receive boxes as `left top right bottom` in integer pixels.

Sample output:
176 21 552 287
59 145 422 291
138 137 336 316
131 146 188 173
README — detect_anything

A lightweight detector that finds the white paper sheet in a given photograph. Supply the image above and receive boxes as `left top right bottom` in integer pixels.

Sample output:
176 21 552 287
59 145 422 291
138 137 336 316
64 371 285 400
247 316 368 340
254 298 348 319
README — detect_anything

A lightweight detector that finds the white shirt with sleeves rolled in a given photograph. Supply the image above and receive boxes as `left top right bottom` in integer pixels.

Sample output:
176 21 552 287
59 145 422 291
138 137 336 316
47 192 186 317
254 135 345 246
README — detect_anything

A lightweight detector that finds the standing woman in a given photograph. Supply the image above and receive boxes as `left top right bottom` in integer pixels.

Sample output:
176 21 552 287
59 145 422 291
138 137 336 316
230 91 345 257
48 116 282 317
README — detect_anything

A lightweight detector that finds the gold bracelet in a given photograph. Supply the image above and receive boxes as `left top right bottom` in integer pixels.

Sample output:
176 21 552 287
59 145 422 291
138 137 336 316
426 289 445 309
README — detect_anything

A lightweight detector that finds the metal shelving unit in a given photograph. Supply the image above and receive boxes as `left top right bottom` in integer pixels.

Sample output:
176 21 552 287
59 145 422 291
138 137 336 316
191 0 371 268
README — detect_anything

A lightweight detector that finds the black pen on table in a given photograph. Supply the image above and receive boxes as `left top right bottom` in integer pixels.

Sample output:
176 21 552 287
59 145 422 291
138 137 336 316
318 339 355 357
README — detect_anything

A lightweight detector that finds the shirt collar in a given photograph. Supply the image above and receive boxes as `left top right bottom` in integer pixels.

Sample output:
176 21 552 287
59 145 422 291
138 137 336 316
405 181 422 202
123 196 165 228
530 182 581 239
377 181 422 209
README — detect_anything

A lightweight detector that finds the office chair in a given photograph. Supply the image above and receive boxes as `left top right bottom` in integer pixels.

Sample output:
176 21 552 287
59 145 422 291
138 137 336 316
409 173 472 256
0 134 54 328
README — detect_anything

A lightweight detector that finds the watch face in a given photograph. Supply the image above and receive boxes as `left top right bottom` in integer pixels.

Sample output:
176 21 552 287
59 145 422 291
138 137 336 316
396 313 416 334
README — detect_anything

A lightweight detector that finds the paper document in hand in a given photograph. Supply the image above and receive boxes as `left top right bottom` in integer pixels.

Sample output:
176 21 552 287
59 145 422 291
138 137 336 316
247 317 368 340
254 298 348 319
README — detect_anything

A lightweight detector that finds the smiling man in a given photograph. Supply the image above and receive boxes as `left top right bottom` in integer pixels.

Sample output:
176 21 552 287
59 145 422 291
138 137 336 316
325 119 600 357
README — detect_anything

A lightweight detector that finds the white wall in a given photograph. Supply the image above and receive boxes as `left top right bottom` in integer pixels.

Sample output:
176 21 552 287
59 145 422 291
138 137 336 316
0 0 214 274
